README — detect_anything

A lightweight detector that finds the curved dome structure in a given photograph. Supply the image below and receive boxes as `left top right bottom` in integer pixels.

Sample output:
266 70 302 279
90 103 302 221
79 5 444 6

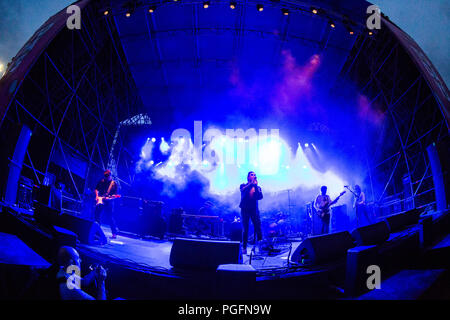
0 0 448 229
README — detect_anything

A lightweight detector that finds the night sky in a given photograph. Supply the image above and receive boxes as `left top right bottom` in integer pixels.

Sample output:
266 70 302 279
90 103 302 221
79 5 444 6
0 0 448 86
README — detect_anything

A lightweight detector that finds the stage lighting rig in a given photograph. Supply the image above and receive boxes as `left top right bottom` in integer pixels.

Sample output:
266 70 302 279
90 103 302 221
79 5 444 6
123 1 140 18
257 4 264 12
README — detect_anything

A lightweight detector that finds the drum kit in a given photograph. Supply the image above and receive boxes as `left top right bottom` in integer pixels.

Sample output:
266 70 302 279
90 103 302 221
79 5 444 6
265 211 291 238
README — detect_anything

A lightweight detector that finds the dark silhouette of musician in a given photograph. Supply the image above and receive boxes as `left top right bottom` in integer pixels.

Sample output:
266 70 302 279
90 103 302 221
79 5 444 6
239 171 263 254
353 185 371 226
94 170 118 239
314 186 331 234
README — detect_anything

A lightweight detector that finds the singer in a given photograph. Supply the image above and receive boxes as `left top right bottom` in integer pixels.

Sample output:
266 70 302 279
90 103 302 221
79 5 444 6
239 171 263 254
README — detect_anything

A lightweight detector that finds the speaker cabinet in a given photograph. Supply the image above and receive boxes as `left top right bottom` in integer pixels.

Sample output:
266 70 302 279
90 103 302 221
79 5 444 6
290 231 355 266
34 203 106 245
331 204 349 232
351 221 390 246
170 238 241 270
383 208 421 232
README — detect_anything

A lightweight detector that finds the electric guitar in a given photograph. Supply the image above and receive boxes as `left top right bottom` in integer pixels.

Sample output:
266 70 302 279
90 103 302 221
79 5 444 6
317 191 346 218
96 194 121 206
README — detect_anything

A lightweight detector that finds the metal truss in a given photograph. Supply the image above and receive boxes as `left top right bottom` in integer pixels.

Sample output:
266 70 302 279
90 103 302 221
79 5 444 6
336 21 448 214
0 3 145 212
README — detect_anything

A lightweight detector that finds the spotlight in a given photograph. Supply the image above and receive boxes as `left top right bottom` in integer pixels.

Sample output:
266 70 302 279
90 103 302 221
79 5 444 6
329 20 336 28
151 137 156 142
150 160 154 165
281 8 289 16
256 4 264 12
305 143 309 147
148 6 156 13
368 30 373 36
311 7 318 14
203 1 210 8
230 1 236 9
124 2 135 17
103 9 110 16
344 23 354 35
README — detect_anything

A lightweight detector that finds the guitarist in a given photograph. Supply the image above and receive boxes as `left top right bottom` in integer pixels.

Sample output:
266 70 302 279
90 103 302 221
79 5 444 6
94 170 118 239
314 186 332 234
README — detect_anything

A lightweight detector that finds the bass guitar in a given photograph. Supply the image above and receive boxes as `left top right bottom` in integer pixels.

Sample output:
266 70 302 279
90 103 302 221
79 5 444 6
317 191 346 218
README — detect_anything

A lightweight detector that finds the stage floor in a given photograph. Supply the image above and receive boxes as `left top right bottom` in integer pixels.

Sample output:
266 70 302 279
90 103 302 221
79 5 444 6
79 226 302 272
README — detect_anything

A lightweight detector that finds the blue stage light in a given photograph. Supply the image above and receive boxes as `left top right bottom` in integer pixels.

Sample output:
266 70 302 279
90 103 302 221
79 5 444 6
160 139 170 154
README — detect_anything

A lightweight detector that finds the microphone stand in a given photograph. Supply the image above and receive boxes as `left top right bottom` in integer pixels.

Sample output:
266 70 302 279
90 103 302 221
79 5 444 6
345 186 358 197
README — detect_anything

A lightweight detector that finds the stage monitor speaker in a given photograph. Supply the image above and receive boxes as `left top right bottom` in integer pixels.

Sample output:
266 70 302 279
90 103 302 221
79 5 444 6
350 221 390 246
34 203 106 245
54 214 106 245
290 231 355 266
170 238 240 270
383 208 421 232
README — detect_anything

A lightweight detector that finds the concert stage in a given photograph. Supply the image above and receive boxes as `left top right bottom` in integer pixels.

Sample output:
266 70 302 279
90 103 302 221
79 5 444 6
76 228 343 300
82 226 301 272
0 0 449 303
74 209 449 300
1 202 450 300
